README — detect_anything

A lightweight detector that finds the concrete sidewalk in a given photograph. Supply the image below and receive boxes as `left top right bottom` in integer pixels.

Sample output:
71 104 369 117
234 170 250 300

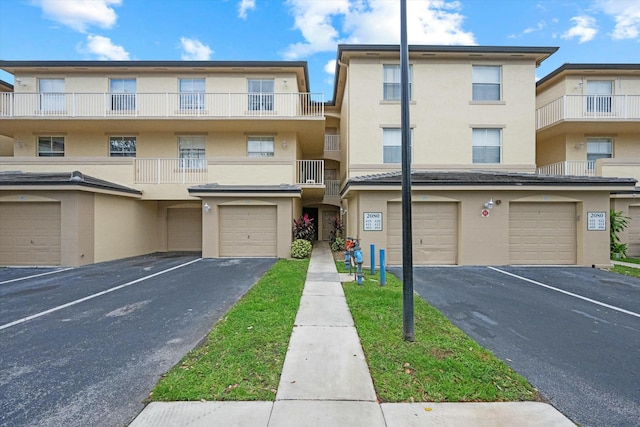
130 242 575 426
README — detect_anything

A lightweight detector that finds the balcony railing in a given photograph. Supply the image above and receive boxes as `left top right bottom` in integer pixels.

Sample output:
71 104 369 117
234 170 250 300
296 160 324 185
325 180 341 196
537 95 640 129
537 161 595 177
135 158 208 184
0 92 324 118
324 135 340 151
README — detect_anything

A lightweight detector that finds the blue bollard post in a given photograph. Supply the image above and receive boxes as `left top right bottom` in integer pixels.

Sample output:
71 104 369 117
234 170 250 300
355 246 363 285
370 243 375 274
380 249 386 286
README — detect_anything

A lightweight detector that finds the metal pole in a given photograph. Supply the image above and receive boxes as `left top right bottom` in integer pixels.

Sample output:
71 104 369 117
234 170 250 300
370 243 375 274
400 0 415 342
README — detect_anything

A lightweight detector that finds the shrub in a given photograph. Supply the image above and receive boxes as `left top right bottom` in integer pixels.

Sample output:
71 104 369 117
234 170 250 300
293 214 315 241
610 209 630 259
328 215 344 243
291 239 312 259
331 237 346 252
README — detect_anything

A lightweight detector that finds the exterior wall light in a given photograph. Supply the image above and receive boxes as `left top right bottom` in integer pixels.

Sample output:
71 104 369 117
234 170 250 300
484 199 494 210
203 203 211 213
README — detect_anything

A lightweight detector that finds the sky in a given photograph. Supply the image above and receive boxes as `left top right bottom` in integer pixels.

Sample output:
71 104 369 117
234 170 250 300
0 0 639 101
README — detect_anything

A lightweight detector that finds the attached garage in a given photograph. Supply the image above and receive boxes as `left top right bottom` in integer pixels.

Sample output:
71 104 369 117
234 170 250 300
509 202 576 265
387 202 458 265
167 207 202 251
219 205 277 257
0 202 61 266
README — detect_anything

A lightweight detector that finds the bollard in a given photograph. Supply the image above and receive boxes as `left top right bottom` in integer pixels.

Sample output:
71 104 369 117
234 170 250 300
370 243 375 274
354 244 363 285
344 250 350 271
380 248 386 286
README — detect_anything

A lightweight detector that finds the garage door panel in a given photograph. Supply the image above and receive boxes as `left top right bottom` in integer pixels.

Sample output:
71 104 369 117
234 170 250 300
509 203 576 265
0 202 61 266
220 206 277 257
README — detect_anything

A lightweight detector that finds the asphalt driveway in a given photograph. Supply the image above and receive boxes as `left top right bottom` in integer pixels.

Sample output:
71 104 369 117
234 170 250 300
0 253 276 427
389 265 640 427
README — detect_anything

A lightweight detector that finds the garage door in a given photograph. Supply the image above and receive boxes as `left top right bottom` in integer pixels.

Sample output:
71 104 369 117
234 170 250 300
219 205 277 257
627 206 640 257
388 202 458 265
0 202 61 266
167 208 202 251
509 203 576 265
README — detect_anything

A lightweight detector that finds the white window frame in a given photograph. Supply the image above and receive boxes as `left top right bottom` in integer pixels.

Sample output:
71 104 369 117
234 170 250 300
109 136 137 157
179 78 205 110
248 79 274 111
39 78 65 112
178 136 206 169
472 128 502 164
586 80 614 114
586 137 612 162
383 128 412 164
383 64 412 101
110 78 137 111
472 66 502 101
247 136 275 157
38 136 65 157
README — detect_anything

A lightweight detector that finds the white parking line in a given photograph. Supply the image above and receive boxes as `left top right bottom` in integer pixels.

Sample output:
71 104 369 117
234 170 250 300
0 268 73 285
488 267 640 319
0 258 202 331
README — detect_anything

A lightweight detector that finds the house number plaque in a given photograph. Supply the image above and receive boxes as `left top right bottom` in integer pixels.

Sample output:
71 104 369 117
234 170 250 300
587 212 606 231
363 212 383 231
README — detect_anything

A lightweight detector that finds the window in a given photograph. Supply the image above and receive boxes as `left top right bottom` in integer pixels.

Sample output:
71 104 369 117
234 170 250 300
383 65 412 101
178 136 206 169
247 137 274 157
383 128 412 164
109 136 137 157
110 78 136 111
39 78 65 112
587 137 612 162
472 128 501 163
38 136 64 157
586 81 613 113
179 78 205 110
248 79 274 111
472 66 501 101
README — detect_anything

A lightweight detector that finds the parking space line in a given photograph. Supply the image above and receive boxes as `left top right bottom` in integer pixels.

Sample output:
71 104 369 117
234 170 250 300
0 268 73 285
488 267 640 319
0 258 202 331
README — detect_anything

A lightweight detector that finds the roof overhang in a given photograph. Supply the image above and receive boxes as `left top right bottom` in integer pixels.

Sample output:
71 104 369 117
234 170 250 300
188 183 302 198
537 63 640 91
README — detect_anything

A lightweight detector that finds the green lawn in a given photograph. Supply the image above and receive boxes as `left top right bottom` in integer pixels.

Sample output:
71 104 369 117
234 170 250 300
611 265 640 278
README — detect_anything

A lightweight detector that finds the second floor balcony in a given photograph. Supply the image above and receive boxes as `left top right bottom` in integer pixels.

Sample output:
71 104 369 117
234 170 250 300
537 158 640 183
537 95 640 129
0 92 324 119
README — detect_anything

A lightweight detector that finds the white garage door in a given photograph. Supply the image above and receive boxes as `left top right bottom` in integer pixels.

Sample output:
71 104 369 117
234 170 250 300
0 202 61 266
509 202 576 265
388 202 458 265
627 206 640 257
167 208 202 251
219 205 277 257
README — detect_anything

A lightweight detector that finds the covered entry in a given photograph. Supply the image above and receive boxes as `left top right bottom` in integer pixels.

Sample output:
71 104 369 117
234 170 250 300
0 202 61 266
387 202 458 265
509 202 576 264
219 205 277 257
167 207 202 251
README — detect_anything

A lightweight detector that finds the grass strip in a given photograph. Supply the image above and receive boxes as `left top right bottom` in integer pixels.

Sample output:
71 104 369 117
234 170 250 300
616 257 640 265
151 258 308 401
341 265 537 403
611 265 640 278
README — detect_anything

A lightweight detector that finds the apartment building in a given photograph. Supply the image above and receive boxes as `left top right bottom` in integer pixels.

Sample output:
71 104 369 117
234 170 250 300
535 63 640 256
0 47 637 267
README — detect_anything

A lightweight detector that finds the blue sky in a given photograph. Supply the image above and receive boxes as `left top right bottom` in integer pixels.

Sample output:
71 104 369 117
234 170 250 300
0 0 638 101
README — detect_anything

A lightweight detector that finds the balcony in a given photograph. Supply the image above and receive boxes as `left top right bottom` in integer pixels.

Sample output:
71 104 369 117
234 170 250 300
135 158 208 184
324 135 340 151
537 161 595 177
537 95 640 129
537 158 640 183
296 160 324 185
0 92 324 119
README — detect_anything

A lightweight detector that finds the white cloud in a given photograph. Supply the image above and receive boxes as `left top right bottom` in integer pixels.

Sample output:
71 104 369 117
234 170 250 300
34 0 121 33
324 59 337 75
283 0 475 60
524 21 546 34
238 0 256 19
595 0 640 40
180 37 213 60
561 16 598 43
82 35 129 60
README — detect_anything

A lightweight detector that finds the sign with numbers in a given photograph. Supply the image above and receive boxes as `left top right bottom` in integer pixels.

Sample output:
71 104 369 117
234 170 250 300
587 212 606 231
363 212 383 231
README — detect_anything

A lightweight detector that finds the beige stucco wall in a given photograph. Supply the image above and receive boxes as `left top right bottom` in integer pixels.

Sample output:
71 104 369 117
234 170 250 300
93 195 158 262
347 188 611 267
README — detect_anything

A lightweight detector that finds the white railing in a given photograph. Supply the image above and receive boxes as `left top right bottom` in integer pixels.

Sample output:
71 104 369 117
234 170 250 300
135 158 208 184
296 160 324 185
537 95 640 129
537 161 595 177
0 92 324 118
324 135 340 151
325 180 341 196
